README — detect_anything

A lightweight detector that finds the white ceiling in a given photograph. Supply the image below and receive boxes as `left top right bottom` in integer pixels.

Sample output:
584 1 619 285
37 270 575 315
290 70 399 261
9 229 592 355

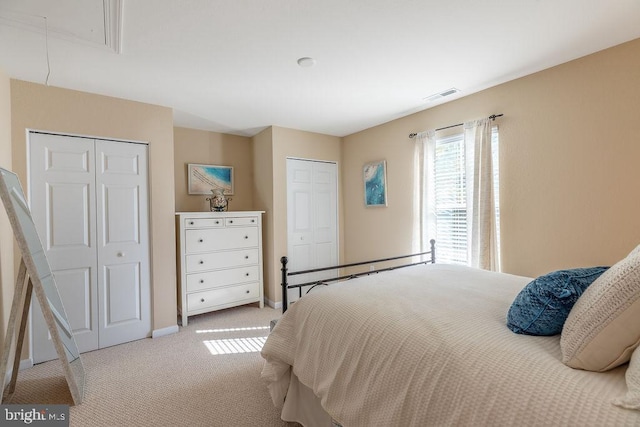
1 0 640 137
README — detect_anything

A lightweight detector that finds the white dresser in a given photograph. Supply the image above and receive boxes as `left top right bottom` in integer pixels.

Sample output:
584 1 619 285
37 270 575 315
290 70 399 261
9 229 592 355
176 211 265 326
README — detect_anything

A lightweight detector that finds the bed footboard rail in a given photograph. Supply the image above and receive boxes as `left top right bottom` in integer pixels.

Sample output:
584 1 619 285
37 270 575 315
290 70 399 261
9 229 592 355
281 239 435 313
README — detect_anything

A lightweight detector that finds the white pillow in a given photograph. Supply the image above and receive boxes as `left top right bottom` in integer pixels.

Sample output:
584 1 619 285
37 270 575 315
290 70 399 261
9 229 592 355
560 244 640 371
613 346 640 410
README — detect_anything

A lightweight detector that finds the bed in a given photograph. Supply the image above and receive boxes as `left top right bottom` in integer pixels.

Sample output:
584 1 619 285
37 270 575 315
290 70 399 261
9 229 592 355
260 245 640 426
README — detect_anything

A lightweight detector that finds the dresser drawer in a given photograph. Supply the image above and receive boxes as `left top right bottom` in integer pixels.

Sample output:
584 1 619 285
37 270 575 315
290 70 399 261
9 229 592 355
225 216 258 227
185 227 259 253
185 248 259 273
184 217 224 228
186 265 260 292
187 283 260 312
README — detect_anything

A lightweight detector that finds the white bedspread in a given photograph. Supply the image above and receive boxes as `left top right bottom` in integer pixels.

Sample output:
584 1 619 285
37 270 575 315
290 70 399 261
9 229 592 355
261 264 640 426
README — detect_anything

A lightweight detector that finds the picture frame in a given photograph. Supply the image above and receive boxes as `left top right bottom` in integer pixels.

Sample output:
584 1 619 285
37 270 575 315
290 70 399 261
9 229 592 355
363 160 388 207
188 163 234 195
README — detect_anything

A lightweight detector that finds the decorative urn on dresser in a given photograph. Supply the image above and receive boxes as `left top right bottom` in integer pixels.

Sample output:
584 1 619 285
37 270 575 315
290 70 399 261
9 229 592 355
206 188 231 212
175 211 265 326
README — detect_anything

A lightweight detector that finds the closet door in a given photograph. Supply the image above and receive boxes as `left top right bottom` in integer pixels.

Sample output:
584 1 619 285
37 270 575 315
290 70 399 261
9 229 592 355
95 140 150 347
29 133 99 362
29 133 151 363
286 159 338 305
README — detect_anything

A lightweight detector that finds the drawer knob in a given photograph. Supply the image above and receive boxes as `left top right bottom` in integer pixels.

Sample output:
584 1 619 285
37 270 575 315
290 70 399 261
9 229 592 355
215 220 220 224
245 273 249 277
245 255 249 259
189 221 194 225
199 260 204 264
229 220 234 224
199 239 204 243
200 279 204 283
251 219 255 223
244 235 248 239
245 290 250 294
200 298 205 303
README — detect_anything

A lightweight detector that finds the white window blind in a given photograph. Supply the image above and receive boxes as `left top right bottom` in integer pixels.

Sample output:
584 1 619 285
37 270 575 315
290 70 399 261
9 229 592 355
433 127 499 264
434 134 467 264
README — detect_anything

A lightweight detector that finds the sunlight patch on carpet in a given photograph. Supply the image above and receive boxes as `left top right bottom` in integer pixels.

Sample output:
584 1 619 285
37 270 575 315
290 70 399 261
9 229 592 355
196 326 270 334
203 336 267 355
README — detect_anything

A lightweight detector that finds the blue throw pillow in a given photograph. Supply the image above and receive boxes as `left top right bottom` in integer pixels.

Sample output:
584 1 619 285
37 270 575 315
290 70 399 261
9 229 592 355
507 267 609 336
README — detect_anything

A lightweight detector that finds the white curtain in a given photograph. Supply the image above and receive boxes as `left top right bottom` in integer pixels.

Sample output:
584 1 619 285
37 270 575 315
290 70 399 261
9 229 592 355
413 118 500 271
464 118 500 271
412 130 436 255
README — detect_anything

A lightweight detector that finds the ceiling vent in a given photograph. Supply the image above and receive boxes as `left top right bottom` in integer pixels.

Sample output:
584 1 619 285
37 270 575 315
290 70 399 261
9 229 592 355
423 88 460 103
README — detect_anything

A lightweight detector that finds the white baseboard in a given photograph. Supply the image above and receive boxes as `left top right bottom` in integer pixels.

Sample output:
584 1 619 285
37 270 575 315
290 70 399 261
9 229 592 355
20 358 33 371
152 324 179 338
264 298 282 310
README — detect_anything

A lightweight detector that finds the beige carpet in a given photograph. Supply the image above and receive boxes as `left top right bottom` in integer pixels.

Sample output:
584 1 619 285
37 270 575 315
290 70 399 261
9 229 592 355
6 305 299 427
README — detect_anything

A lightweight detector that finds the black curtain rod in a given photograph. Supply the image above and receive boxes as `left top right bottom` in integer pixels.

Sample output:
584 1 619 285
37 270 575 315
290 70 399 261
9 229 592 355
408 114 503 139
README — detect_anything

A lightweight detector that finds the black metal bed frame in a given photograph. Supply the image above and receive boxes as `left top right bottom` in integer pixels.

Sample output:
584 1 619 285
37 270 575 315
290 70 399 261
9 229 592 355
280 239 436 313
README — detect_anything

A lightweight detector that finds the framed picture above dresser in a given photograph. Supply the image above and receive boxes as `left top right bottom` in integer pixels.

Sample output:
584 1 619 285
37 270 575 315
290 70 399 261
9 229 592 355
175 211 265 326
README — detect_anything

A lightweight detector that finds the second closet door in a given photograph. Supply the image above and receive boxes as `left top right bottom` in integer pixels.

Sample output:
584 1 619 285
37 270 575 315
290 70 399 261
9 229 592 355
95 139 150 349
286 158 338 305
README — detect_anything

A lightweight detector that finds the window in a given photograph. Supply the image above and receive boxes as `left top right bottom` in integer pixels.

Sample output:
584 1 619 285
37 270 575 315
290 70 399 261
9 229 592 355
429 127 500 264
433 133 467 263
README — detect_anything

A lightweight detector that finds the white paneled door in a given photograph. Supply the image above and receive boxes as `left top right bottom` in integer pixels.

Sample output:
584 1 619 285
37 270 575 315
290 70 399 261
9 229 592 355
29 132 151 363
286 158 338 304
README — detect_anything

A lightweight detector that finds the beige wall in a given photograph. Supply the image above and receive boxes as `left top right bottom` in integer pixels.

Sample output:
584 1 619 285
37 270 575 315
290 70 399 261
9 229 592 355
252 126 343 305
9 80 178 349
0 69 12 351
343 38 640 278
173 127 254 212
342 119 419 263
251 127 275 303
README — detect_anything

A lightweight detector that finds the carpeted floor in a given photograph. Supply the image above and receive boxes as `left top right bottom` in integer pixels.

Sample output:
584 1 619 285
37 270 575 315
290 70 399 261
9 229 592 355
6 305 298 427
